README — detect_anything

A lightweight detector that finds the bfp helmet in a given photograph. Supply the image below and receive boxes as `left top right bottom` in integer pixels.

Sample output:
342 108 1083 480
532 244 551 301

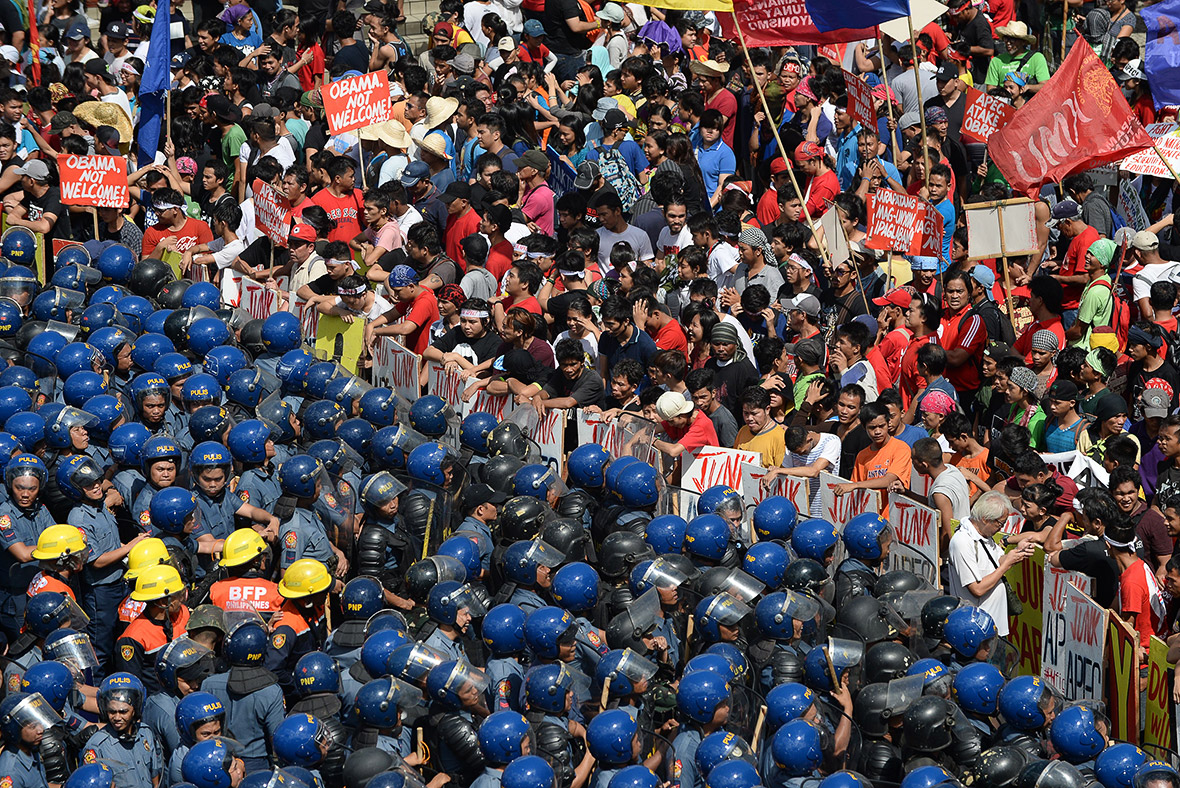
479 710 531 766
586 708 639 766
952 662 1005 716
943 605 996 659
1050 703 1109 763
175 691 226 746
792 518 840 563
567 443 611 488
677 668 731 724
98 673 145 721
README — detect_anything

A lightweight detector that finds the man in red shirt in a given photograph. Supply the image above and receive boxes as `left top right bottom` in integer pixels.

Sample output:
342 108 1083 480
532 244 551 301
1046 199 1100 324
1012 277 1067 363
899 295 940 409
756 158 791 227
690 59 738 149
870 288 915 388
653 391 718 460
940 272 987 411
638 296 688 357
309 157 366 244
142 188 214 258
366 264 439 355
1109 520 1164 678
481 204 515 283
440 182 481 271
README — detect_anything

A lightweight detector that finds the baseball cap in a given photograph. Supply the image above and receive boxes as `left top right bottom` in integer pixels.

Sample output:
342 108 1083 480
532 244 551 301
0 46 16 65
1047 199 1083 226
290 223 317 244
786 293 821 318
15 160 49 182
388 265 419 288
49 111 79 132
602 108 630 132
497 36 516 52
399 160 431 187
451 52 475 74
84 58 113 79
464 482 508 511
574 160 600 190
969 266 996 300
523 19 545 37
65 21 89 40
872 288 913 308
1047 379 1079 402
517 149 549 172
770 157 789 175
655 391 694 421
787 336 825 367
105 20 132 38
95 125 121 154
1144 388 1172 419
935 61 960 83
1133 230 1159 250
440 181 472 203
593 97 618 122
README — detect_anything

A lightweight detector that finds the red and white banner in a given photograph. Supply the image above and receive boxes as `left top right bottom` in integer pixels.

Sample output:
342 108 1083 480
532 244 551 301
252 178 292 247
865 189 925 254
844 70 877 131
887 493 940 586
960 87 1015 144
323 71 393 135
717 0 878 46
988 40 1153 195
59 155 128 208
683 447 762 493
1119 122 1180 178
240 277 281 321
920 199 944 258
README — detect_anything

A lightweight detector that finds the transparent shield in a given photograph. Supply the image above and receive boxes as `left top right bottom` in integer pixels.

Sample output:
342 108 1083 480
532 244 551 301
988 637 1020 679
660 485 701 520
704 593 752 626
714 568 765 603
45 631 99 672
827 637 866 685
613 649 659 684
728 684 766 744
894 589 942 623
613 412 661 465
884 674 926 719
641 557 690 590
159 636 213 669
525 538 566 569
223 609 267 636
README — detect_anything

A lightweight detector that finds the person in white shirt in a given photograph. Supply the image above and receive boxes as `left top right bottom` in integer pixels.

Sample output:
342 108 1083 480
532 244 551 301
763 425 841 517
1130 230 1180 318
947 491 1036 637
655 197 692 273
321 274 394 321
83 59 134 124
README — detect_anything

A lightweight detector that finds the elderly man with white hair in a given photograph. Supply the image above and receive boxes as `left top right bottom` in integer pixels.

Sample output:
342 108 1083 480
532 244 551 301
947 491 1036 635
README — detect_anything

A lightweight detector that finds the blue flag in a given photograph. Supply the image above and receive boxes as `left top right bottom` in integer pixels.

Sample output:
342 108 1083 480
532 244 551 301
1142 0 1180 109
136 5 172 167
805 0 909 32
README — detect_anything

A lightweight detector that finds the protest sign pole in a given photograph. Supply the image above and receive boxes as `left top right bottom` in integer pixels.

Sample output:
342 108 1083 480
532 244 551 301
92 210 98 241
1152 142 1180 184
838 216 872 315
995 202 1019 336
731 12 832 267
878 34 901 163
907 15 930 190
359 143 368 189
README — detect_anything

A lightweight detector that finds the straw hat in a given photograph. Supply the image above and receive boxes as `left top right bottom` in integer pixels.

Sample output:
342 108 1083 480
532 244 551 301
422 96 459 130
996 21 1036 43
689 59 730 78
415 132 452 160
360 120 410 149
72 101 132 152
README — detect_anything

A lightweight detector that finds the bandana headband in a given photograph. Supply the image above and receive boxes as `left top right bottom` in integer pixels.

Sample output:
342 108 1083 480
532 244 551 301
461 309 491 318
1104 534 1137 549
339 284 367 297
559 269 585 278
329 258 360 270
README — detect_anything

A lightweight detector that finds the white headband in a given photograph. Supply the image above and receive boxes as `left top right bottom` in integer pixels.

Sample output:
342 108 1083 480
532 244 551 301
461 309 491 318
559 269 585 278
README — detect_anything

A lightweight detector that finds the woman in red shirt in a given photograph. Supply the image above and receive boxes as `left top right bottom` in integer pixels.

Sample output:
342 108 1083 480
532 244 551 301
794 141 839 219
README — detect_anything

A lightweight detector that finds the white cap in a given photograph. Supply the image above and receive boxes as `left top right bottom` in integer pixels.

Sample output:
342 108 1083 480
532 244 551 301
655 391 694 421
0 46 18 64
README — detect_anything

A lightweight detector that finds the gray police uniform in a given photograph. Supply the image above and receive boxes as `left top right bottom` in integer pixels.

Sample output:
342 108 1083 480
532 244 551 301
82 725 163 788
237 467 282 513
70 500 125 675
202 670 287 770
423 628 466 662
508 587 546 614
471 766 504 788
278 509 334 572
0 499 53 639
672 728 704 788
0 746 47 788
142 692 181 760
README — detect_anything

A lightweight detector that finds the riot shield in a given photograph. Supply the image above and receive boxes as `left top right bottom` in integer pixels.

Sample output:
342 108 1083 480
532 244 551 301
612 412 661 465
660 485 702 521
406 455 467 558
987 636 1020 679
728 683 767 745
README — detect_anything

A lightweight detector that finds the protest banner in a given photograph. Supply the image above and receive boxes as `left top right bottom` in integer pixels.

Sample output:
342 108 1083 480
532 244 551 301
844 70 876 131
819 472 881 530
887 494 939 586
988 40 1152 196
919 199 944 259
239 277 280 321
323 71 393 136
533 410 566 476
717 0 878 46
1005 546 1045 676
294 297 319 339
1119 123 1180 178
865 189 925 254
1143 3 1180 111
1108 613 1141 744
959 87 1016 144
59 154 129 208
758 474 813 521
683 447 762 493
252 178 292 247
426 362 516 421
820 205 851 264
314 314 364 374
965 199 1039 260
1042 581 1106 699
546 146 578 198
371 337 420 406
1118 177 1150 231
1143 635 1173 750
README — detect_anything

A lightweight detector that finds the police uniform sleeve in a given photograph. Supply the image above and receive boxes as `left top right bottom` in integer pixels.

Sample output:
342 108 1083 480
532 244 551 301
264 623 297 682
672 733 702 788
261 684 289 754
114 636 148 684
279 524 304 571
146 729 164 779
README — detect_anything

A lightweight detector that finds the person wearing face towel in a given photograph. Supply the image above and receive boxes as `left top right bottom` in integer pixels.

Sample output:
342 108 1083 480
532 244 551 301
1077 392 1139 465
1125 324 1180 419
704 321 759 422
1066 238 1116 348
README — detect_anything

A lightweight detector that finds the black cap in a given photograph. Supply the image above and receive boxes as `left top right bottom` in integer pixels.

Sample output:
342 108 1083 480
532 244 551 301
440 181 472 203
463 483 508 511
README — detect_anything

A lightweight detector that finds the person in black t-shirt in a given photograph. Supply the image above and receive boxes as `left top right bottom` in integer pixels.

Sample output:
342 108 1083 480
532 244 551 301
330 11 372 75
4 159 71 261
1048 487 1123 608
423 297 503 369
946 0 996 84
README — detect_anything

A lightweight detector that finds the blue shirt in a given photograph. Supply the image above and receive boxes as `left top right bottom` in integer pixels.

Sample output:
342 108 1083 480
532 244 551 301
934 197 955 265
279 508 334 571
0 501 52 592
83 726 163 788
598 325 657 378
833 126 863 190
0 747 46 788
71 501 124 586
693 138 736 198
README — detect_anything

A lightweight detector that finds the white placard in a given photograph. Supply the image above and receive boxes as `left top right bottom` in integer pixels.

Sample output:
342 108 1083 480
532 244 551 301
1041 574 1103 699
371 337 420 406
966 200 1039 260
887 492 940 587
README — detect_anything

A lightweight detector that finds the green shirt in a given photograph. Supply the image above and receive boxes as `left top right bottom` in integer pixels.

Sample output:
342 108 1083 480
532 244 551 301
1073 275 1114 347
1010 403 1047 449
220 124 247 189
794 372 825 410
984 50 1051 86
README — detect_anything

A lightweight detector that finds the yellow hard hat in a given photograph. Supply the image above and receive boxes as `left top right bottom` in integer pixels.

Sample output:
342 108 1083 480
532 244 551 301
124 538 171 580
279 558 332 599
219 528 268 568
31 524 86 561
130 564 185 602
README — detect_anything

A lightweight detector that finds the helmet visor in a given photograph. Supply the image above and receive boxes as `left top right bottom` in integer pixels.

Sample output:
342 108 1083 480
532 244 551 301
403 643 449 678
46 320 80 343
45 631 99 672
525 538 566 569
614 648 659 684
780 589 822 622
54 406 98 433
332 376 373 401
896 589 943 622
550 662 592 698
1134 764 1180 788
223 609 268 637
642 557 690 590
160 636 213 670
715 568 765 603
362 471 408 508
828 638 866 671
365 609 409 637
884 674 926 718
54 287 88 310
443 582 488 618
429 555 469 586
9 692 64 733
879 599 912 640
627 588 662 635
51 596 90 630
73 265 104 286
441 659 490 697
320 439 365 475
704 593 752 626
383 676 424 710
0 278 38 306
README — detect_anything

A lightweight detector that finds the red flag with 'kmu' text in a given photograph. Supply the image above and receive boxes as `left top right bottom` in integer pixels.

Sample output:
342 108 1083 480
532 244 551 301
988 40 1153 197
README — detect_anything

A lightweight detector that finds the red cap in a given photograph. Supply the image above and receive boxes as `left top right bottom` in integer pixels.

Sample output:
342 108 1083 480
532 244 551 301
770 157 789 174
290 223 316 243
794 141 823 162
872 289 913 308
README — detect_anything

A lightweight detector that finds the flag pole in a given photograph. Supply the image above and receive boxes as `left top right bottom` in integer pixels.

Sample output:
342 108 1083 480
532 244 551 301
907 15 930 191
878 34 901 163
996 203 1018 336
730 12 832 268
1062 4 1068 63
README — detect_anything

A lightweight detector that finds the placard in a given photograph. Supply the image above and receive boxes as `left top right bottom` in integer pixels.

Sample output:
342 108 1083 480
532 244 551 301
818 472 881 529
843 70 876 132
759 474 814 521
371 337 420 405
314 314 364 374
1006 545 1046 676
887 493 940 586
960 87 1015 145
240 277 280 321
59 154 129 208
426 362 515 421
1144 635 1173 750
545 145 578 198
533 410 566 476
1119 122 1180 178
1118 177 1150 232
252 178 292 247
919 199 944 259
683 446 762 493
323 71 393 135
1108 613 1141 744
965 199 1039 260
865 189 925 254
1042 581 1106 699
820 205 850 264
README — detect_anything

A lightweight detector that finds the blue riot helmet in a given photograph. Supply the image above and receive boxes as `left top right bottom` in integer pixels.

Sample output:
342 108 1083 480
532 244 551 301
685 514 731 562
128 333 175 375
437 535 482 578
754 590 827 641
609 767 660 788
0 300 19 339
479 711 532 765
567 443 611 488
1134 762 1180 788
677 668 731 724
696 731 758 781
182 737 245 788
150 487 200 535
25 330 67 374
175 692 226 746
97 672 145 724
0 432 18 459
257 394 298 443
0 366 35 397
187 318 232 357
44 405 98 450
819 772 875 788
425 660 491 709
460 411 498 455
324 375 369 413
525 662 587 714
225 622 268 667
706 760 762 788
371 425 428 471
304 362 340 400
0 386 31 427
803 638 865 692
772 718 826 777
88 326 136 369
694 593 753 643
523 606 577 660
182 281 220 311
115 295 154 334
406 442 458 486
189 442 232 477
385 642 448 685
426 581 486 627
156 635 215 696
204 346 249 389
56 455 104 501
227 420 272 465
481 604 527 656
1049 703 1109 764
359 472 407 517
278 455 326 499
610 460 661 508
792 518 840 563
843 513 894 563
1095 744 1148 788
0 228 36 266
766 683 817 730
742 541 792 588
62 371 108 408
0 692 64 748
595 648 658 697
586 708 639 766
275 350 315 394
354 676 422 729
25 591 89 637
644 514 687 554
998 676 1060 731
96 244 136 283
952 662 1005 716
19 661 74 712
143 309 172 336
551 561 599 612
361 629 411 678
108 422 152 466
226 368 279 410
340 577 384 621
294 652 340 696
698 486 742 517
504 538 566 587
943 605 996 659
90 284 130 305
408 394 453 437
55 243 93 269
189 407 236 445
140 435 182 475
503 756 555 788
629 557 691 599
907 658 953 697
357 387 398 427
513 463 568 501
33 287 85 322
261 313 302 355
182 373 220 410
337 418 375 456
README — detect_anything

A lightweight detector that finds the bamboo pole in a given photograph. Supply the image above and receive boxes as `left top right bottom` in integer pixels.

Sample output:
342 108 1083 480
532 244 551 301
996 203 1019 336
878 34 901 163
907 15 930 191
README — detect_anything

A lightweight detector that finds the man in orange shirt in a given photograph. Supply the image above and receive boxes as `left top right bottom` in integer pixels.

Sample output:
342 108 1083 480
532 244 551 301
834 401 913 495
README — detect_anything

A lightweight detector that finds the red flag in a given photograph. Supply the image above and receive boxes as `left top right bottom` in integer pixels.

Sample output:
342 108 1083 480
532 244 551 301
719 2 877 47
26 0 40 85
988 40 1153 197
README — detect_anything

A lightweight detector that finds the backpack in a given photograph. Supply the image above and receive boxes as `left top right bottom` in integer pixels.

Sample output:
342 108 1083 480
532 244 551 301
1092 278 1130 350
598 142 642 213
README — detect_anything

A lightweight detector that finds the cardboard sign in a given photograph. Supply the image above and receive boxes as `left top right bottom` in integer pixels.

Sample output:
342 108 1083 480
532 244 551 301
683 447 762 494
1108 613 1141 744
1006 546 1046 676
1042 581 1106 699
1118 177 1150 232
919 199 944 259
427 362 515 421
59 154 128 208
960 87 1016 145
843 70 877 132
371 337 420 406
759 474 814 521
887 493 940 586
323 71 393 135
1144 635 1173 749
1119 122 1180 178
818 472 881 530
820 205 851 264
545 145 578 198
865 189 924 254
314 314 364 374
533 410 566 476
252 178 292 247
965 200 1039 260
240 277 280 321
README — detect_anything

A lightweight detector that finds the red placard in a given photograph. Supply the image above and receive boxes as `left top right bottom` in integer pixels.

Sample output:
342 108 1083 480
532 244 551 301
59 154 128 208
323 71 393 136
844 70 877 132
252 178 292 247
717 0 877 47
920 200 944 259
865 189 925 254
960 87 1016 144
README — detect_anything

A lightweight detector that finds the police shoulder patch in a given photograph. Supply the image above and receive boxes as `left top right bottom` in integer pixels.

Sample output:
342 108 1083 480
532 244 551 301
0 515 9 527
339 481 351 495
83 750 97 764
239 489 250 504
673 760 682 779
272 633 287 649
1 774 13 788
139 510 151 526
120 644 135 662
6 674 18 693
325 494 337 507
284 531 298 548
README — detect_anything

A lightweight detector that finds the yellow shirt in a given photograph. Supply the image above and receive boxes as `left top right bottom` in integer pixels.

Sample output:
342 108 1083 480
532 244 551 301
734 424 786 469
